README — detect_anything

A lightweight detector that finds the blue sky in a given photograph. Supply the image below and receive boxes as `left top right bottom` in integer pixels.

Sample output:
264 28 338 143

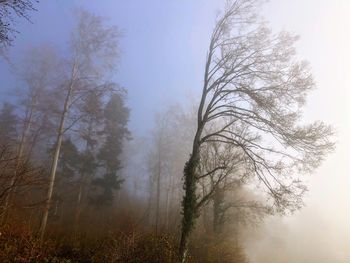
0 0 222 134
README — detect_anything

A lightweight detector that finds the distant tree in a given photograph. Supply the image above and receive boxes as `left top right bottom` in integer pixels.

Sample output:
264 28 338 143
179 0 334 261
147 112 168 234
146 105 196 233
16 45 62 161
0 0 38 48
58 138 81 179
39 10 121 240
73 90 103 229
0 145 17 208
90 93 130 206
0 102 18 145
198 141 270 236
0 144 44 219
0 46 62 221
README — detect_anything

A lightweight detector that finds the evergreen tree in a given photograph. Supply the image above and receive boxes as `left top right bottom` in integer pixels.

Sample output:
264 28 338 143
74 91 103 225
90 93 130 206
58 138 81 179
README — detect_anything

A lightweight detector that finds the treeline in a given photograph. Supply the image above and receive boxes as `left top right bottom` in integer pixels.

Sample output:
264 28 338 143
0 9 145 262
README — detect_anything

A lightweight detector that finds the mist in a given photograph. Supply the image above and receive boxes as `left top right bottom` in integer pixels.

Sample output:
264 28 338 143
0 0 348 262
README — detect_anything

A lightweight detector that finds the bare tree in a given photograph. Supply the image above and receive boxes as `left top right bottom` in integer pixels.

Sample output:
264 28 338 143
146 105 196 233
0 0 37 48
179 0 334 261
1 46 60 220
148 112 174 234
0 144 45 219
38 10 120 240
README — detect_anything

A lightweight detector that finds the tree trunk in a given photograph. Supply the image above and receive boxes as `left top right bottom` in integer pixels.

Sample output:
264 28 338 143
145 178 154 225
179 103 205 262
39 69 75 241
168 169 176 230
179 155 198 263
213 187 224 234
179 34 208 260
165 183 170 232
38 105 66 240
155 151 161 234
73 179 84 236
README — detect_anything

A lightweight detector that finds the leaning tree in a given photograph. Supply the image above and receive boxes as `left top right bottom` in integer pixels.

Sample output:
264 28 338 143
179 0 334 261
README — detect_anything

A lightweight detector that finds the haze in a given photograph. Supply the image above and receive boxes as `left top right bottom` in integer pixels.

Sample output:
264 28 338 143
0 0 348 262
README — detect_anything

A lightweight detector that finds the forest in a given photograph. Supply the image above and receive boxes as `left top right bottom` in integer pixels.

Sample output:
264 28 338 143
0 0 345 262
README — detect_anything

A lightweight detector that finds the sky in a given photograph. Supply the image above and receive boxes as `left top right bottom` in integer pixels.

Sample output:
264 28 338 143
1 0 350 262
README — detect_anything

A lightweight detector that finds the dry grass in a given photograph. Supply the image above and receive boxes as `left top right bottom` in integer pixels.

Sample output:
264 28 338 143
0 219 248 263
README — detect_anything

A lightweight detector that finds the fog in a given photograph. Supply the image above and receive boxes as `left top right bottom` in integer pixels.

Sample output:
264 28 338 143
0 0 349 262
243 1 350 262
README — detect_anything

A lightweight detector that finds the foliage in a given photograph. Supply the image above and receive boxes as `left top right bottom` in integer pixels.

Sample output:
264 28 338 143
90 93 130 206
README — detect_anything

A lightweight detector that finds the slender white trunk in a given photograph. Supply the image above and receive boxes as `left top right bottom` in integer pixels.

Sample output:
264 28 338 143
39 63 76 241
